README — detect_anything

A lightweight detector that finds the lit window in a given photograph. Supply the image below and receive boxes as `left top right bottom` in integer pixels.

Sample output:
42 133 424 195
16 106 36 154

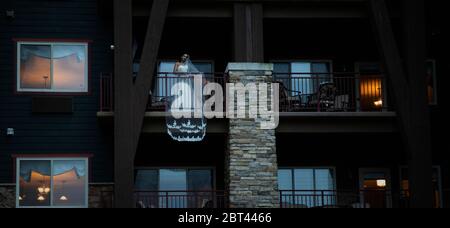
16 158 89 208
17 42 88 93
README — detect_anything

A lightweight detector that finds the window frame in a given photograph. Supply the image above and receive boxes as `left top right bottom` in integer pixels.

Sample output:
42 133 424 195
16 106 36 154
154 59 215 98
271 60 334 96
157 59 215 73
134 166 217 192
15 40 90 94
15 157 89 208
271 60 334 74
278 167 337 191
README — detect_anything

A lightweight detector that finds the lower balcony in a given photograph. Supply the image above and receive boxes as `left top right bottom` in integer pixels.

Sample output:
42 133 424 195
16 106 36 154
99 189 419 208
279 190 410 208
134 190 228 209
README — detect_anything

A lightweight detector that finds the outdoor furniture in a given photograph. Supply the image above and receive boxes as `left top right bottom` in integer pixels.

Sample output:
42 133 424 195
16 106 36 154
277 80 303 112
307 82 337 111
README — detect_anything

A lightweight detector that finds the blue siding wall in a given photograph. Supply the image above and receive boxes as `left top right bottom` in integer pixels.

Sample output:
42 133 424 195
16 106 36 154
0 0 113 183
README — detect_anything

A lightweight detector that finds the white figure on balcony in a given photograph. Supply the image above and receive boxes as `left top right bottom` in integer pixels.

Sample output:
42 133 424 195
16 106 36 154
166 54 207 142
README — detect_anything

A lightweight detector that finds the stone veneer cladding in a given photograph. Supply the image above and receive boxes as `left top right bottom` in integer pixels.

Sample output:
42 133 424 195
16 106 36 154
225 63 279 208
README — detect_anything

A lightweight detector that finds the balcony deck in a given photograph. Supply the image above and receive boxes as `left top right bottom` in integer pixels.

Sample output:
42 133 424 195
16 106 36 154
98 72 397 133
98 189 419 208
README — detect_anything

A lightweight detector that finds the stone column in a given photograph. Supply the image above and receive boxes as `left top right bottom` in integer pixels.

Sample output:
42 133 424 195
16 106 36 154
225 63 279 208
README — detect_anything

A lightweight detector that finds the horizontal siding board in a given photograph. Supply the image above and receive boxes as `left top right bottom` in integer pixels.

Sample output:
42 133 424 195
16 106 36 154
0 0 113 183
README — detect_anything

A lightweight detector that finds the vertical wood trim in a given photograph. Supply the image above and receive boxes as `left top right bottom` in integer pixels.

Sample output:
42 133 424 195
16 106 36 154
251 3 264 62
402 0 433 208
368 0 432 208
233 3 264 62
233 3 247 61
113 0 134 208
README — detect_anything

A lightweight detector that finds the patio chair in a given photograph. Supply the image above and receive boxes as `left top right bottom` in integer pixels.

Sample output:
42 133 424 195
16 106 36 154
277 81 303 112
307 82 337 111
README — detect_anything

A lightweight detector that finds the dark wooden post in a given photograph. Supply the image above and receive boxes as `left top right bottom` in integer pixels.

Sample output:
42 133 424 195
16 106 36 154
113 0 169 208
133 0 170 145
233 3 264 62
113 0 134 208
402 0 433 208
368 0 432 208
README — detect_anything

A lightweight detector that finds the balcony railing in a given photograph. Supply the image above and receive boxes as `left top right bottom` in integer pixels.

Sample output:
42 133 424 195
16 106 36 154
279 190 409 208
274 72 387 112
134 190 228 208
99 72 389 113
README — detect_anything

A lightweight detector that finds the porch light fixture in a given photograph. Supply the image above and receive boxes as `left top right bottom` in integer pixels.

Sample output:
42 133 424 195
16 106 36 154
6 10 15 19
376 179 387 188
59 181 68 201
6 128 14 136
37 186 50 194
374 99 383 107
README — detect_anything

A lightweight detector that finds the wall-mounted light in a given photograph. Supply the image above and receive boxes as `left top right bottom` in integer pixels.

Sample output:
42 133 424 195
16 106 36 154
376 179 387 188
6 10 15 19
374 99 383 107
6 128 15 136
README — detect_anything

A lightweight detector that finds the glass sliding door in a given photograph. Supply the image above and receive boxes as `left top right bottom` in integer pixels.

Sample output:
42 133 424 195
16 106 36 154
278 168 336 208
159 169 188 208
134 168 214 208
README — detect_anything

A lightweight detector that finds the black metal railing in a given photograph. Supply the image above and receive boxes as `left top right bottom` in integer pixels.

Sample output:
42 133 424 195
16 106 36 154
274 72 388 112
279 190 409 208
134 190 228 208
99 72 389 113
148 72 227 111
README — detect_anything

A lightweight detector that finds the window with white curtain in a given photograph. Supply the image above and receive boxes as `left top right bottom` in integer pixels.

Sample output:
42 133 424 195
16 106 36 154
16 158 89 208
17 42 88 93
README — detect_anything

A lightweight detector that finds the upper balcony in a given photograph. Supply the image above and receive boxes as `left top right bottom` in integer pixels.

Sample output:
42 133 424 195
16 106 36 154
98 71 397 133
100 71 391 113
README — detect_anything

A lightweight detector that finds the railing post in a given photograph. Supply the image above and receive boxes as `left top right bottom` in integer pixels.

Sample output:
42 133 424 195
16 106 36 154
321 190 325 207
165 191 169 209
279 191 283 208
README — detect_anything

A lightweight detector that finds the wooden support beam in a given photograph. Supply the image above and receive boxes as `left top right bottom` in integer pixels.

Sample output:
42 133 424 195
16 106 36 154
113 0 134 208
233 3 264 62
368 0 432 207
402 0 433 208
133 0 170 152
113 0 169 208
